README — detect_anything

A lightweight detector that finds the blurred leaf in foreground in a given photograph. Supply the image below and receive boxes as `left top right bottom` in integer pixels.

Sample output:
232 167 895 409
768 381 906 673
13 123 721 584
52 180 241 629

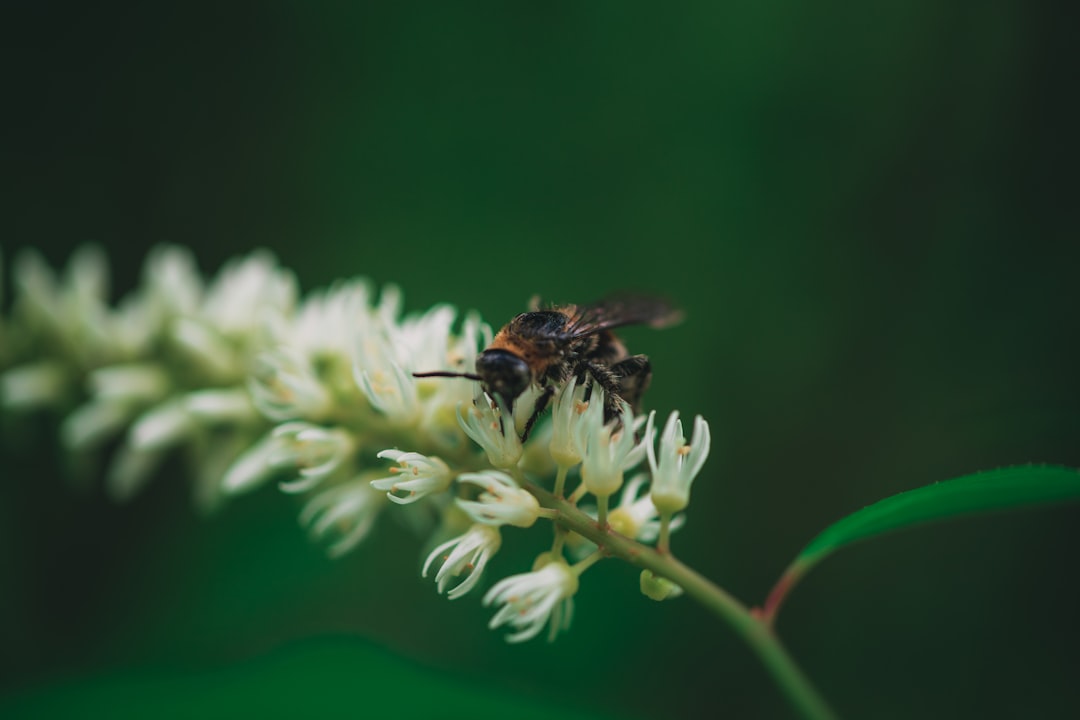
0 637 614 720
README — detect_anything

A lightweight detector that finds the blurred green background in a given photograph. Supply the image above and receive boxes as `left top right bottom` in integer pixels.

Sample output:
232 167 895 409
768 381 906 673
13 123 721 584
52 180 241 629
2 2 1078 718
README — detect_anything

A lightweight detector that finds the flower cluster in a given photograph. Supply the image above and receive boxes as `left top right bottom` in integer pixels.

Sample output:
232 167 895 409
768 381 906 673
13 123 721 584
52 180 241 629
0 245 712 643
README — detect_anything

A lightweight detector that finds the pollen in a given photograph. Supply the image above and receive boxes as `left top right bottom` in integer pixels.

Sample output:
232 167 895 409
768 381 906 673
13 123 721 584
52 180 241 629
677 445 692 456
574 400 588 415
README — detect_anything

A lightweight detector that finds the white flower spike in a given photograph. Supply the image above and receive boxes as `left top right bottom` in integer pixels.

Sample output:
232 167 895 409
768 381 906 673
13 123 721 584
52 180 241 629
0 244 727 648
484 560 578 643
422 523 502 599
456 470 542 528
647 410 711 515
370 449 453 504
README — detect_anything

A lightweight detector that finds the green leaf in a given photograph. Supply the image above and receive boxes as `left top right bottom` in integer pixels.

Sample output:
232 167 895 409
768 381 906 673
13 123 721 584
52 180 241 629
0 638 613 720
761 465 1080 623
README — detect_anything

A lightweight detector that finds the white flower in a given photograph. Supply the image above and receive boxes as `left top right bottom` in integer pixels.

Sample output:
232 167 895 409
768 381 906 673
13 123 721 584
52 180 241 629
103 399 197 501
169 250 297 380
221 433 280 495
574 387 648 500
200 250 297 342
299 476 387 557
106 440 167 502
548 375 589 468
221 422 353 496
354 360 420 422
389 303 456 372
89 363 171 404
249 346 333 421
567 475 686 561
61 398 138 451
53 364 172 452
170 317 239 380
268 422 354 493
106 296 159 358
185 388 258 424
484 560 578 643
0 361 70 410
141 245 203 320
128 398 195 452
518 419 557 478
189 429 258 514
421 311 491 413
510 383 544 438
352 294 456 425
607 473 685 543
121 244 202 352
278 279 374 358
261 280 376 416
457 391 522 469
456 470 541 528
12 246 115 365
370 449 453 504
422 523 501 599
646 410 711 515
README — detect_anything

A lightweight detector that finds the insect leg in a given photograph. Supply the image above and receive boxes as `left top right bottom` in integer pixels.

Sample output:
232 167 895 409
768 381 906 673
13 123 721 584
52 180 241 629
520 384 555 442
576 360 626 422
609 354 652 413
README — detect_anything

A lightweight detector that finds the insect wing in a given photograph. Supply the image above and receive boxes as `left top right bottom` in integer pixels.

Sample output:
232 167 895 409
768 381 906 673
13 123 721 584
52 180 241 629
560 294 683 339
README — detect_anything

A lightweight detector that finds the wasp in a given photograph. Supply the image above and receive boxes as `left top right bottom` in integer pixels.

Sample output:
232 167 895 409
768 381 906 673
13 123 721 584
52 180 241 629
414 294 682 440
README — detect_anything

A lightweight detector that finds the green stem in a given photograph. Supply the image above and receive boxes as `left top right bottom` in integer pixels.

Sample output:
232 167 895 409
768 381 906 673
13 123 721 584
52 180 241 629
657 510 673 555
568 481 588 505
571 550 604 575
523 480 839 720
551 525 567 556
553 465 569 498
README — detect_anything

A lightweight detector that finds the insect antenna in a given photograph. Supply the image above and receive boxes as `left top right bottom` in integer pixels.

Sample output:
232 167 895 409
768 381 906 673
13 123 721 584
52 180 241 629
412 370 482 381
